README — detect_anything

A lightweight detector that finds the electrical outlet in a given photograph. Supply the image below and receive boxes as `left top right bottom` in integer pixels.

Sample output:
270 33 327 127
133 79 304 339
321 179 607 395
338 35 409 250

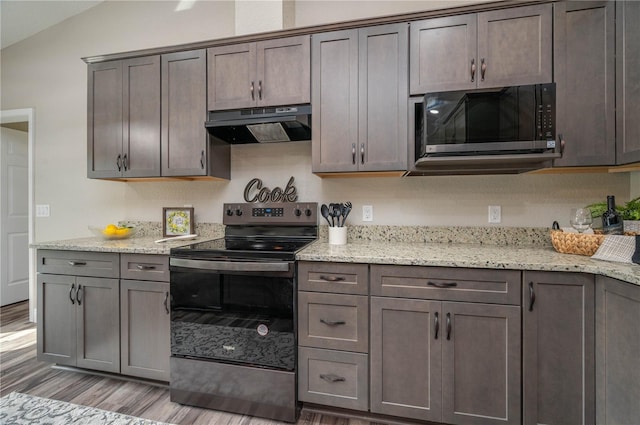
488 205 501 223
36 204 50 217
363 205 373 222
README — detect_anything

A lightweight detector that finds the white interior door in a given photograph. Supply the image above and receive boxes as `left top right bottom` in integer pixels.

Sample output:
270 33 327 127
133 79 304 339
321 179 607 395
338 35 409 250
1 126 29 306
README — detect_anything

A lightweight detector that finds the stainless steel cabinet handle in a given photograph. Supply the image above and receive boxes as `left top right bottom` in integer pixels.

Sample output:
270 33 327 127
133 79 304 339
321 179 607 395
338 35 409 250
352 143 356 165
427 281 458 288
250 81 255 100
529 282 536 311
68 261 86 266
123 153 128 171
200 150 205 169
258 80 262 100
320 319 346 326
164 292 170 315
360 143 365 164
69 283 75 305
76 284 83 306
136 264 156 270
320 373 346 383
480 58 486 81
116 154 122 172
470 58 476 82
434 311 439 340
446 312 451 340
319 275 345 282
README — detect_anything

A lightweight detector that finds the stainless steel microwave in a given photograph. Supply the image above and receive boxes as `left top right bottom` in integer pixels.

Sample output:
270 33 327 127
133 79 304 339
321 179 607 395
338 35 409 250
417 83 558 162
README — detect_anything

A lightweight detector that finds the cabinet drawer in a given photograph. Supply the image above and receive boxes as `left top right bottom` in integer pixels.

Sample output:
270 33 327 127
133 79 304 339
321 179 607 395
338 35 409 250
298 262 368 295
298 347 368 411
298 292 368 352
37 250 119 278
371 265 521 305
121 254 169 282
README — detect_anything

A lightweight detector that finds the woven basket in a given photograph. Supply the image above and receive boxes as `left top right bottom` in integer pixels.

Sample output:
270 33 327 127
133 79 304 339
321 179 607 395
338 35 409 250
550 230 605 256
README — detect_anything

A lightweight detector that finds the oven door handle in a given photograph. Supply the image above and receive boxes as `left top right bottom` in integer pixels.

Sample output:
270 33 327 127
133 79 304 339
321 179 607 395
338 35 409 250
170 258 290 272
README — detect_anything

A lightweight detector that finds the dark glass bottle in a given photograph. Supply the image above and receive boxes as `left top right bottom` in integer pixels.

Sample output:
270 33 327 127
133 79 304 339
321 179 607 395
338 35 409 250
601 195 623 235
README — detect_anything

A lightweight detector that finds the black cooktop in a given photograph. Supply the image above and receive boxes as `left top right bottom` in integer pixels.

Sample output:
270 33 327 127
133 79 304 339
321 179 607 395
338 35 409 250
170 236 316 261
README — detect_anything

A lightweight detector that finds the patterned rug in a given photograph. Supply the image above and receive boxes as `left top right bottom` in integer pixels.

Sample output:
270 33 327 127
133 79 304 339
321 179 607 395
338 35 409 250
0 392 174 425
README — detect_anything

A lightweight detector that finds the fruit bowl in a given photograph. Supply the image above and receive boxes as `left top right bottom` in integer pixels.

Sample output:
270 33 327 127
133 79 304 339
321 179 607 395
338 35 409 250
89 224 137 240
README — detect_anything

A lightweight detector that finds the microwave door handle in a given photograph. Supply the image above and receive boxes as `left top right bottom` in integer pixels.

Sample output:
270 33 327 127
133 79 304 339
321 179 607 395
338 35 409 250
170 258 290 272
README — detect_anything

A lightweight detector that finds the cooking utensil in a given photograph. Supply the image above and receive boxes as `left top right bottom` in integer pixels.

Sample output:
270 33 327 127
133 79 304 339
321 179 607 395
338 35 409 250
333 204 342 227
321 204 332 226
342 202 352 226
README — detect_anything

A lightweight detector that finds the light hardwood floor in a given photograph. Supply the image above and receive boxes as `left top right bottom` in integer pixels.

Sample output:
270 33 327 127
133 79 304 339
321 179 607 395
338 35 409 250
0 301 385 425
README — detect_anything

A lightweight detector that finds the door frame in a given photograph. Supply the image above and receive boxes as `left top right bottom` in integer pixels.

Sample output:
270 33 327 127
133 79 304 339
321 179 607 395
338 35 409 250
1 108 36 322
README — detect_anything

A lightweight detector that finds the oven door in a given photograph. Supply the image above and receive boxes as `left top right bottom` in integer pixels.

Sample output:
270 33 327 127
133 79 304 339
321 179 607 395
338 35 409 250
170 259 296 371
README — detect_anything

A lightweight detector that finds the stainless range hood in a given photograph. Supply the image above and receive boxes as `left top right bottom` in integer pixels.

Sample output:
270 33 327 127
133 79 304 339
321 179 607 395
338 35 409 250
205 105 311 144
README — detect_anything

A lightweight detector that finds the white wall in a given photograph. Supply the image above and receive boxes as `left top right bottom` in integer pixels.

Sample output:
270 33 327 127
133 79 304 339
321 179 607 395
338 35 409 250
0 0 631 242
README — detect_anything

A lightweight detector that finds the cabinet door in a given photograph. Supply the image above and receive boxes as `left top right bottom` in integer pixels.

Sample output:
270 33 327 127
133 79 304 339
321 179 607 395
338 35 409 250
616 1 640 164
370 297 442 422
523 271 595 425
554 1 615 167
257 35 310 107
311 29 359 173
37 274 76 365
87 61 123 178
207 43 256 110
410 15 477 94
75 277 120 373
477 4 552 88
122 56 161 177
596 276 640 424
442 302 521 425
161 50 208 176
121 280 170 381
358 23 408 172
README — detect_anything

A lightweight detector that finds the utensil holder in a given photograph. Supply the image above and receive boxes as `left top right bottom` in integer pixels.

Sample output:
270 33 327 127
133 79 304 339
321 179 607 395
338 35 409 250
328 227 347 245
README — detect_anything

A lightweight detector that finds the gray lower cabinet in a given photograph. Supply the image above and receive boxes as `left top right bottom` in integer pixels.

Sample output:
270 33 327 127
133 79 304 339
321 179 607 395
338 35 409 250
311 23 408 174
370 265 521 425
616 1 640 165
120 254 170 381
297 262 369 411
553 1 615 167
596 276 640 424
37 273 120 373
523 271 595 425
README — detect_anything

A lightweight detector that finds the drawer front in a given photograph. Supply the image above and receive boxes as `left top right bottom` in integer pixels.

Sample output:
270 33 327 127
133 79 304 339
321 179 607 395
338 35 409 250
121 254 169 282
37 250 119 278
298 347 368 411
298 292 368 352
298 261 368 295
371 265 521 305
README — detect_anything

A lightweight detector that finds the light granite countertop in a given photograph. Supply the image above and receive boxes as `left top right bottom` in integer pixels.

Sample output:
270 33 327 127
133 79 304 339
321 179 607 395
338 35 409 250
31 223 639 286
298 240 640 286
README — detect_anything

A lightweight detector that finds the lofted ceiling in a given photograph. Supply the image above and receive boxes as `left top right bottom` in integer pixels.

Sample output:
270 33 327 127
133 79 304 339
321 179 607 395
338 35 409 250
0 0 103 50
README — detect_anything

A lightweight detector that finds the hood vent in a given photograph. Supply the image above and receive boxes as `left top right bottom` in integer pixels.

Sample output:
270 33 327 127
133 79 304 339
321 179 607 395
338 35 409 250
206 105 311 144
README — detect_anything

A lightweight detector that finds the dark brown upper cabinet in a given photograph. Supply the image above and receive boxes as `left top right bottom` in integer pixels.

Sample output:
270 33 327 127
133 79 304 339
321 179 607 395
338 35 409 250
409 4 553 95
616 1 640 165
311 24 408 174
88 56 161 179
554 1 616 167
207 35 310 111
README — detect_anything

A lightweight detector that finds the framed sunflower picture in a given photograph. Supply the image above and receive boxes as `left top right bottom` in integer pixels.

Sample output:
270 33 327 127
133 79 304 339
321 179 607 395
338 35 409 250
163 207 195 237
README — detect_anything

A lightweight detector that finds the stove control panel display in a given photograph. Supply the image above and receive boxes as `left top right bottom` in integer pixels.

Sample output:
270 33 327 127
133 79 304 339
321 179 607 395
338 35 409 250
253 207 284 217
223 202 318 226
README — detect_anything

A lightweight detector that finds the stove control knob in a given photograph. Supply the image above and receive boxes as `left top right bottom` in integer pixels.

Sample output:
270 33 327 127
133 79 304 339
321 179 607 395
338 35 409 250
226 208 234 216
235 208 243 216
305 208 312 217
294 208 302 217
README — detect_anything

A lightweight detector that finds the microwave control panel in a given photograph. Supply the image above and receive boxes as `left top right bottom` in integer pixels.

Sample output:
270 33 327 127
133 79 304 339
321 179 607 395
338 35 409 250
537 84 555 140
